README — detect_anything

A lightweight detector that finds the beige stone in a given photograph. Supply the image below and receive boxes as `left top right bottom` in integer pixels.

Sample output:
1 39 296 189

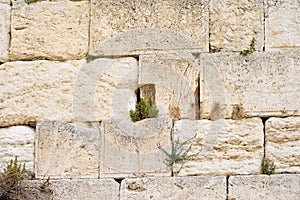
35 121 100 178
173 118 264 176
0 4 10 62
265 117 300 173
120 176 226 200
200 51 300 119
0 0 10 4
266 0 300 50
139 54 200 120
10 0 89 61
0 126 35 172
90 0 209 55
229 174 300 200
100 118 172 178
209 0 264 52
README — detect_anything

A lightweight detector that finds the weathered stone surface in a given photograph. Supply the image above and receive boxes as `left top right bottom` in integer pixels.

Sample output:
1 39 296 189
35 121 100 178
228 174 300 200
173 118 264 176
100 118 172 178
209 0 264 52
10 0 89 60
0 126 34 172
90 0 209 55
266 0 300 50
120 176 226 200
200 51 300 119
0 0 10 5
265 117 300 173
139 54 199 120
0 4 10 62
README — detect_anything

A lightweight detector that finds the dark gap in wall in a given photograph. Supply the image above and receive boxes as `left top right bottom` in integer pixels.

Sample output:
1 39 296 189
136 88 141 103
114 178 124 185
261 117 269 158
195 76 200 120
263 0 266 51
87 0 92 52
226 176 229 200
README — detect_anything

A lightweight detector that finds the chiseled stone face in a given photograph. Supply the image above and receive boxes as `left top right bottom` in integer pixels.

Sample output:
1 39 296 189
209 0 264 52
265 117 300 173
200 51 300 119
229 174 300 200
173 118 264 176
266 0 300 50
120 176 226 200
0 126 35 172
0 4 10 62
10 0 89 61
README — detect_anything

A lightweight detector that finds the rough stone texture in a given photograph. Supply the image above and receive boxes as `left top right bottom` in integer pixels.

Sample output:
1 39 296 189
173 118 264 176
209 0 264 52
0 126 34 172
90 0 209 55
265 117 300 173
200 51 300 119
139 53 200 120
0 4 10 62
266 0 300 50
35 121 100 178
100 118 172 178
10 0 89 61
120 176 226 200
228 174 300 200
0 0 10 4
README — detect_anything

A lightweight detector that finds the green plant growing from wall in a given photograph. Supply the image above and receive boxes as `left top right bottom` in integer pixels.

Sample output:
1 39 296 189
240 38 256 56
25 0 39 4
130 98 158 122
261 157 276 175
85 53 95 63
157 133 199 176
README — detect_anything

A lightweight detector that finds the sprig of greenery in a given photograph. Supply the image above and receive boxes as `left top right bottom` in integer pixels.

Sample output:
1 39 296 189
261 157 276 175
85 53 95 63
130 98 158 122
240 38 256 56
3 156 26 181
25 0 39 4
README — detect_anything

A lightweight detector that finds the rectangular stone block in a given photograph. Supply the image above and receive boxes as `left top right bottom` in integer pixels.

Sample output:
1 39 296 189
139 53 200 120
120 176 226 200
0 4 10 62
209 0 264 52
0 0 10 4
266 0 300 50
35 121 100 178
10 0 89 60
200 51 300 119
90 0 209 56
265 117 300 173
173 118 264 176
229 174 300 200
0 126 35 172
100 118 172 178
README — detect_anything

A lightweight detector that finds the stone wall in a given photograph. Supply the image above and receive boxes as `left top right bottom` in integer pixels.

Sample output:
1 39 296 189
0 0 299 199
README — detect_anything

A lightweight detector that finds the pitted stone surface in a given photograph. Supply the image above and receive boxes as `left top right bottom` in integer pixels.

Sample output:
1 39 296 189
0 4 10 62
265 117 300 173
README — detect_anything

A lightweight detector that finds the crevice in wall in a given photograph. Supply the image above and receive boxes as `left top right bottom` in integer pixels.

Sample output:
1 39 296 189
226 176 229 200
261 117 269 158
114 178 123 193
263 0 266 51
87 0 92 52
195 76 200 120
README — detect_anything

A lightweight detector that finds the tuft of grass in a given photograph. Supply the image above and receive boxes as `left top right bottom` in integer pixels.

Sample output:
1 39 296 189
261 157 276 175
240 38 256 56
85 53 95 63
130 98 158 122
25 0 39 4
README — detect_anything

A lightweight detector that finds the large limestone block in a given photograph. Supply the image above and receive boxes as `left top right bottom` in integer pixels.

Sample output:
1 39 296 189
228 174 300 200
265 117 300 173
100 118 172 178
200 52 300 119
0 4 10 62
35 121 100 178
139 54 200 120
120 176 226 200
209 0 264 52
10 0 89 61
90 0 209 55
0 126 34 172
266 0 300 50
173 118 264 176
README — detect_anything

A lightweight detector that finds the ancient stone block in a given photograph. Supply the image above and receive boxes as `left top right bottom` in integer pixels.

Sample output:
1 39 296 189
90 0 209 55
0 0 10 4
209 0 264 52
265 117 300 173
0 126 34 172
35 121 100 178
139 54 200 120
0 4 10 62
200 51 300 119
266 0 300 50
173 118 264 176
228 174 300 200
10 0 89 60
100 118 172 178
120 176 226 200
